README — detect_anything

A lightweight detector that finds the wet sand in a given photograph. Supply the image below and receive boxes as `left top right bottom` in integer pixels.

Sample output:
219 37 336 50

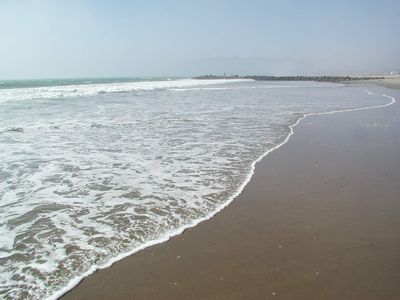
63 83 400 300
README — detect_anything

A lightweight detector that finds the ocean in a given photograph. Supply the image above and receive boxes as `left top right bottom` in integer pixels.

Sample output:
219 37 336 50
0 78 392 299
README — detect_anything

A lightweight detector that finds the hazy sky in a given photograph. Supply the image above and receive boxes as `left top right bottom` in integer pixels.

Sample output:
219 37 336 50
1 0 400 79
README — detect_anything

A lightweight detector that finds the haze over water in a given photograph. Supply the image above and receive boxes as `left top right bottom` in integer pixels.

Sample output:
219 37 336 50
0 78 390 299
1 0 400 79
1 0 399 298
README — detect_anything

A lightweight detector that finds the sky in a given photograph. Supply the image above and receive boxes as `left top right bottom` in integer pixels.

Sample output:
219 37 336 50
0 0 399 79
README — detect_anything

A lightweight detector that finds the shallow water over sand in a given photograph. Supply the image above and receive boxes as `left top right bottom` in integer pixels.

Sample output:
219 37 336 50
0 79 388 299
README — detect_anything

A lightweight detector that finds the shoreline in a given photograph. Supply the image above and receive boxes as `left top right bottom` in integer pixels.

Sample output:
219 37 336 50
61 81 400 300
193 74 385 82
352 76 400 90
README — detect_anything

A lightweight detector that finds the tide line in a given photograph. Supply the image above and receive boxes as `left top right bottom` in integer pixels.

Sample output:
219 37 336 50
48 88 396 300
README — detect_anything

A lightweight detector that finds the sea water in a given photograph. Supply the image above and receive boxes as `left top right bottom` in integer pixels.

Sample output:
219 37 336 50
0 78 390 299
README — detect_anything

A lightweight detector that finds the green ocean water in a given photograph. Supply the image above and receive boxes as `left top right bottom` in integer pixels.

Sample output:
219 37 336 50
0 77 179 89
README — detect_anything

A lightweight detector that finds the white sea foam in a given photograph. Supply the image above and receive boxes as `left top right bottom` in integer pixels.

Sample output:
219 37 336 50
0 79 395 299
0 78 251 103
168 82 343 91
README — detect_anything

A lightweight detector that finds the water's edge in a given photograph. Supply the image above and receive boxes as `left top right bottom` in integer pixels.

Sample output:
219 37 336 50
51 88 396 300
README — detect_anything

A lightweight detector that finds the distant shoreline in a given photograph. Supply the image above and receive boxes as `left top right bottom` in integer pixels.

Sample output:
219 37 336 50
193 74 384 82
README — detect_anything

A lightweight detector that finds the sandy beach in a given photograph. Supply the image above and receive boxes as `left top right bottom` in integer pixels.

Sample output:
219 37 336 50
62 80 400 300
355 76 400 90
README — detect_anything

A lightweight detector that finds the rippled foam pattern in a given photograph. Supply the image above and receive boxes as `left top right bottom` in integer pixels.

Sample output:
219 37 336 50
0 79 388 299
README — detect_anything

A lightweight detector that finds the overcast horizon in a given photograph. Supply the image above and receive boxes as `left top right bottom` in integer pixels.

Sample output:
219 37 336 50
1 0 400 79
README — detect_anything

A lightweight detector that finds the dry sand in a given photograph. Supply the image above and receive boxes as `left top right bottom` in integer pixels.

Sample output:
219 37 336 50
356 75 400 90
63 80 400 300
